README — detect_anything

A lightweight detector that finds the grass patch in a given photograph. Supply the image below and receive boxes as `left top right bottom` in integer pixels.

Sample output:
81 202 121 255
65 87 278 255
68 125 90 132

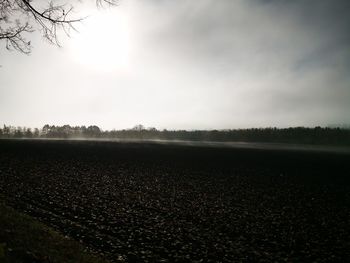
0 201 108 263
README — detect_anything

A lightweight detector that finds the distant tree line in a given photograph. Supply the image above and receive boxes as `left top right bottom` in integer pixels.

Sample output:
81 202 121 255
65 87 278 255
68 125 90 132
1 124 350 146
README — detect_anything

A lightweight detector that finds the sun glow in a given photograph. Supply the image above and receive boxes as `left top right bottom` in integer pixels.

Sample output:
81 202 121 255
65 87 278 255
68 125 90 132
70 10 132 72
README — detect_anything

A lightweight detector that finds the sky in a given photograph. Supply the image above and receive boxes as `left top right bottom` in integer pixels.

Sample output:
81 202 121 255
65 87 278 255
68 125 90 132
1 0 350 130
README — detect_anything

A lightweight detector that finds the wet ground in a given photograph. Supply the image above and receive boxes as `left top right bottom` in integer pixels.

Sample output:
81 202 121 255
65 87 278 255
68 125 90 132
0 139 349 262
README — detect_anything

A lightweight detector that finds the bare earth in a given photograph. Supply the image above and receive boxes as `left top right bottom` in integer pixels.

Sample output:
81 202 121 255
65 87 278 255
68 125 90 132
0 139 349 262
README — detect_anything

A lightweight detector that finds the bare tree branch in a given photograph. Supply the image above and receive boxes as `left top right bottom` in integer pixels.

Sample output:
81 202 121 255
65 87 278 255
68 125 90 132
0 0 118 54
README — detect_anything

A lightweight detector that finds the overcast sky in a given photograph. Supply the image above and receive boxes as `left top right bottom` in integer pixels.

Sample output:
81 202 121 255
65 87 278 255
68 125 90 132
1 0 350 130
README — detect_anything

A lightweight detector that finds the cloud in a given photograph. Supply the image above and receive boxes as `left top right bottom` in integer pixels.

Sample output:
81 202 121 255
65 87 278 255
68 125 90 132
129 0 350 127
0 0 349 129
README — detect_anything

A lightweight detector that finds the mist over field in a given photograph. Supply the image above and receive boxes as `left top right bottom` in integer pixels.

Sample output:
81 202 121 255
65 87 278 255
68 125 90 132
2 124 350 150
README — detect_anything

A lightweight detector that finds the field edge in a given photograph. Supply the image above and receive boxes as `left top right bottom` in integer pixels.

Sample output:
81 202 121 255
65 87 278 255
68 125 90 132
0 200 109 263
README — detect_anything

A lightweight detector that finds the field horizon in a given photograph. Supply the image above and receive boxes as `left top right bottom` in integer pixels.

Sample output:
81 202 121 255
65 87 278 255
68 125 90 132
2 125 350 147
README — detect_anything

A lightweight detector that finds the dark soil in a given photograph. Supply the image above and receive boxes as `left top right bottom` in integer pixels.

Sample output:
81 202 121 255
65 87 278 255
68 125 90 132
0 202 108 263
0 139 349 262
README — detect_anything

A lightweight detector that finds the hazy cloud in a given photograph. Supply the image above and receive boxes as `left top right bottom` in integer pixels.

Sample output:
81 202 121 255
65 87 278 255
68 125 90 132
1 0 349 129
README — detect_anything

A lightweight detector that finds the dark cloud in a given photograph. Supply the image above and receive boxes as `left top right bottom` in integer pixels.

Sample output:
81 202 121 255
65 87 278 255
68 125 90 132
146 0 350 68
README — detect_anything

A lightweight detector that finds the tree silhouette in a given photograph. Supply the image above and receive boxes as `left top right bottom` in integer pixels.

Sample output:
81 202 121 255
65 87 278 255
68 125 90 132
0 0 117 54
1 124 350 146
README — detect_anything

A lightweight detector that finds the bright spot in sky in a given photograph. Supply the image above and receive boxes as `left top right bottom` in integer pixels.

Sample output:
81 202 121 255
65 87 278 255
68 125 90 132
69 9 131 72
